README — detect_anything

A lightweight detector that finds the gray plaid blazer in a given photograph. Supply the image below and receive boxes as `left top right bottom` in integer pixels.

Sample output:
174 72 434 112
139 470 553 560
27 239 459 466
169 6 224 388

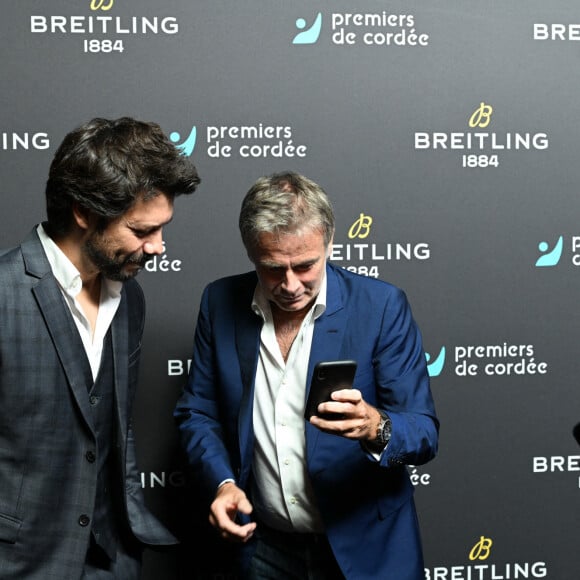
0 228 176 580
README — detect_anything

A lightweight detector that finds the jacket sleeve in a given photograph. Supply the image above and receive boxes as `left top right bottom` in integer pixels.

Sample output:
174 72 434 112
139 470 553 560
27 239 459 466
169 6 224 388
371 285 439 468
174 284 238 497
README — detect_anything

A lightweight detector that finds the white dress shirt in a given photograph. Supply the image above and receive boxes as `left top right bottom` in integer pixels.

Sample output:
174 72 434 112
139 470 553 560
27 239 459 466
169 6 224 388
37 224 122 380
250 274 327 533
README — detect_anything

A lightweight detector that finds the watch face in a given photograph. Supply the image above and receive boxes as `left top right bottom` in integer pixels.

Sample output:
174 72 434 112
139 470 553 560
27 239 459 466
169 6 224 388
380 418 392 444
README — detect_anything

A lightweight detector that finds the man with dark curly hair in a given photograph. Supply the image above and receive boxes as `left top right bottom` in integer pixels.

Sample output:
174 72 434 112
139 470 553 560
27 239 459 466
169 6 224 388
0 117 200 579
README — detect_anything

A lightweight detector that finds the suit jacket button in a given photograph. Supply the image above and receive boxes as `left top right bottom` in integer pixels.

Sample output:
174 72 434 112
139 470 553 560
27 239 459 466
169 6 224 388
85 451 96 463
78 514 90 527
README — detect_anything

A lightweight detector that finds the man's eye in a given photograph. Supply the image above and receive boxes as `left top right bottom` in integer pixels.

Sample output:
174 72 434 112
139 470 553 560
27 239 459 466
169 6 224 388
132 228 155 238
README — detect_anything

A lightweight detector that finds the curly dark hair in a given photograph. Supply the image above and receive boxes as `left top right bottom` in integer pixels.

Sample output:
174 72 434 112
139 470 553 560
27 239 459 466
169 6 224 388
45 117 200 236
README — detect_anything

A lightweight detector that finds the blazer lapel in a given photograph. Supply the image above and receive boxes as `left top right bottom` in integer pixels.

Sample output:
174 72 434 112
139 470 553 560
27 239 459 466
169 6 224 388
111 291 129 448
307 265 347 383
234 277 262 480
306 264 348 457
28 273 95 435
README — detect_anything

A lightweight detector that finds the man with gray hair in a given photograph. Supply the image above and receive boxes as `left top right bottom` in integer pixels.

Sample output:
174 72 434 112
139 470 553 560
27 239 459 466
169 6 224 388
175 171 438 579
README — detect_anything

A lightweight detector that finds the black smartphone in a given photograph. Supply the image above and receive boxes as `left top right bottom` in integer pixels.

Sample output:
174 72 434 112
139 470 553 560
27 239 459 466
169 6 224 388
304 360 357 420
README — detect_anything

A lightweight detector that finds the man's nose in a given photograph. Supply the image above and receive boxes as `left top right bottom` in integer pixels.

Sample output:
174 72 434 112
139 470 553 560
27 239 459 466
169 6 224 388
143 230 164 255
281 270 301 293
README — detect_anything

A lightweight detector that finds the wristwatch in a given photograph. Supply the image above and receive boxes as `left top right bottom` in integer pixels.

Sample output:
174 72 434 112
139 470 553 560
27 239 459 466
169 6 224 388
375 410 392 448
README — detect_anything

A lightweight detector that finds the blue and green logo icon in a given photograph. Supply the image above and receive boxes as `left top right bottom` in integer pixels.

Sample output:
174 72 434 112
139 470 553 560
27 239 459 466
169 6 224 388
170 126 197 156
293 13 322 45
426 347 445 377
535 236 563 267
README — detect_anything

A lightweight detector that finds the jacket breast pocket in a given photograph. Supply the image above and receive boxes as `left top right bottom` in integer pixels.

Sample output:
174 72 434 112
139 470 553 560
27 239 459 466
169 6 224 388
128 342 141 368
0 512 22 544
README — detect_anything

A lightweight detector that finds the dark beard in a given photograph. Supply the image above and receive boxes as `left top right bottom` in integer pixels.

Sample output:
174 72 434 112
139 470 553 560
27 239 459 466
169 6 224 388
84 237 152 282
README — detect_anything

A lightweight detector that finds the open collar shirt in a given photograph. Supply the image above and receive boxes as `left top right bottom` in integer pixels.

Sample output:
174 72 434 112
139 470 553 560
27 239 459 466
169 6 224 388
250 273 327 533
37 224 122 380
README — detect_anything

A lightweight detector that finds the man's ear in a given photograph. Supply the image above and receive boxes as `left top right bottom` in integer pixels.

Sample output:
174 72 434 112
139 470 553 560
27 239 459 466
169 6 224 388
71 203 91 231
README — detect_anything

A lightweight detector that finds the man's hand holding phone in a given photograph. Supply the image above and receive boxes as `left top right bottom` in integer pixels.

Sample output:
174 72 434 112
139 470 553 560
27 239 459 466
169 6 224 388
306 360 385 443
304 360 357 420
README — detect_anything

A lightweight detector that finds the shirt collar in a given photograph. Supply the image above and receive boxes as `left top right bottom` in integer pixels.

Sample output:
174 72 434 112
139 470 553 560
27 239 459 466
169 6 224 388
36 223 122 300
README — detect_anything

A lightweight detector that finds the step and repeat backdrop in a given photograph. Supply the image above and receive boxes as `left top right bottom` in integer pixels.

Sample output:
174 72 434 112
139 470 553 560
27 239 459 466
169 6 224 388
1 1 579 578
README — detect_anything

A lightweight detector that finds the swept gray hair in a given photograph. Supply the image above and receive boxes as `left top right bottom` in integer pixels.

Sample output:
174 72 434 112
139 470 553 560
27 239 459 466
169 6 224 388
239 171 335 250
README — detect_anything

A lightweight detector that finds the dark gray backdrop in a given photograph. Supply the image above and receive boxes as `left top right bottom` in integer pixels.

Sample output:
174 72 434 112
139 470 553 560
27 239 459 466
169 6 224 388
1 1 579 578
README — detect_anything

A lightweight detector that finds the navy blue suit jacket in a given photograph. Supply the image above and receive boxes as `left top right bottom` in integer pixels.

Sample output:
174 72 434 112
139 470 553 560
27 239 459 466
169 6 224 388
175 263 438 579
